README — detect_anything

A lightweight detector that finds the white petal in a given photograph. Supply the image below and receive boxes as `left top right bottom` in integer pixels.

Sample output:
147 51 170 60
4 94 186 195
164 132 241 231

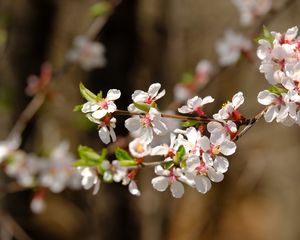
285 26 298 40
170 181 184 198
202 152 213 166
106 89 121 101
152 176 169 192
199 136 211 152
207 121 222 133
82 102 99 113
92 109 107 119
109 127 117 142
152 119 168 135
99 127 110 144
220 140 236 156
232 92 244 108
210 130 225 146
125 116 141 132
214 156 229 173
155 89 166 100
207 168 224 182
129 181 141 196
148 83 161 97
151 145 168 156
257 90 276 105
107 102 117 113
264 106 278 122
178 105 192 114
93 180 100 195
132 90 147 102
201 96 214 105
195 175 211 193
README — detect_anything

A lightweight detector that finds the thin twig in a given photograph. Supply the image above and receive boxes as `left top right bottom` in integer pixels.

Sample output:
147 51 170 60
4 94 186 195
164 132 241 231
234 107 268 141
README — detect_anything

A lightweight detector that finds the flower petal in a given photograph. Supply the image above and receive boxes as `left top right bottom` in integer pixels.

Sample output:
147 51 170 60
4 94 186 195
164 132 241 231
195 175 211 193
152 176 169 192
170 181 184 198
106 89 121 101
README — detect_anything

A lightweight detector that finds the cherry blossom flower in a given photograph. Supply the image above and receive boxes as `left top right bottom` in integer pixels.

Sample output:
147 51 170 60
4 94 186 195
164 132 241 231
78 167 100 195
128 83 165 113
82 89 121 119
129 137 151 158
67 35 106 70
39 142 81 193
151 165 186 198
122 172 141 196
213 92 245 121
101 160 127 183
30 194 46 214
232 0 272 26
151 133 182 160
178 95 214 116
216 30 252 66
125 108 168 143
257 27 300 126
0 134 21 163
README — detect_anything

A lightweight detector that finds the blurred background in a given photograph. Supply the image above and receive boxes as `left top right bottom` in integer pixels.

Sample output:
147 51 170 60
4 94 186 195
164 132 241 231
1 0 300 239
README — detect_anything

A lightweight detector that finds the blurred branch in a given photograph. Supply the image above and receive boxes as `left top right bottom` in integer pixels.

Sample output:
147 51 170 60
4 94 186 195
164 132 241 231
0 213 32 240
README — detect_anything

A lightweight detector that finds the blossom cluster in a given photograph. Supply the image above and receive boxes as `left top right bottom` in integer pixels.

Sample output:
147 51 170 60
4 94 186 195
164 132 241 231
77 82 246 198
232 0 272 26
257 26 300 126
0 139 81 213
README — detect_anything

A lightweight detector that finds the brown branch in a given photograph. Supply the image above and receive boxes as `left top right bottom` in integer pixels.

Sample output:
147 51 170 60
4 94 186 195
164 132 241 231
233 107 268 141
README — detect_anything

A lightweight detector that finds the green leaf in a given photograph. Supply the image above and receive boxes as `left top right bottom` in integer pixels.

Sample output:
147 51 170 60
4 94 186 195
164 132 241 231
256 26 274 45
133 102 151 112
181 120 200 128
79 82 97 102
89 2 111 17
119 160 138 167
268 85 288 95
181 72 194 84
175 145 185 163
115 147 133 161
164 161 174 170
96 91 103 101
100 148 108 160
75 145 106 167
73 104 83 112
73 159 99 167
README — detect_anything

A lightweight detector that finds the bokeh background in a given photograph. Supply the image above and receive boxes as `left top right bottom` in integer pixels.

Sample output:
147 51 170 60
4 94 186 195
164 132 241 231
1 0 300 239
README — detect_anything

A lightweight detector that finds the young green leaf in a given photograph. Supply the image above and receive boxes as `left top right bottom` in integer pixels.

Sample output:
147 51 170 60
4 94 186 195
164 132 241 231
181 120 200 128
268 85 288 95
119 160 138 167
133 102 151 112
79 82 97 102
175 145 186 163
181 72 194 84
89 2 111 17
115 147 133 161
73 104 83 112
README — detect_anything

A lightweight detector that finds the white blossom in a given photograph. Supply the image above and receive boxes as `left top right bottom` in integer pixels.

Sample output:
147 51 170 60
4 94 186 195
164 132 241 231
178 95 214 116
232 0 272 26
78 167 100 195
67 35 106 70
216 30 252 66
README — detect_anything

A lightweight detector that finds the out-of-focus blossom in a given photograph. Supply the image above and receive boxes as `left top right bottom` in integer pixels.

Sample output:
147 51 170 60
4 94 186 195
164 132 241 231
216 30 252 66
232 0 272 26
67 35 106 70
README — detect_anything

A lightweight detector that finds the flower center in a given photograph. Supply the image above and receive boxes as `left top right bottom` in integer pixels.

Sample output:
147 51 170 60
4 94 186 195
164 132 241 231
99 100 108 109
135 143 145 153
